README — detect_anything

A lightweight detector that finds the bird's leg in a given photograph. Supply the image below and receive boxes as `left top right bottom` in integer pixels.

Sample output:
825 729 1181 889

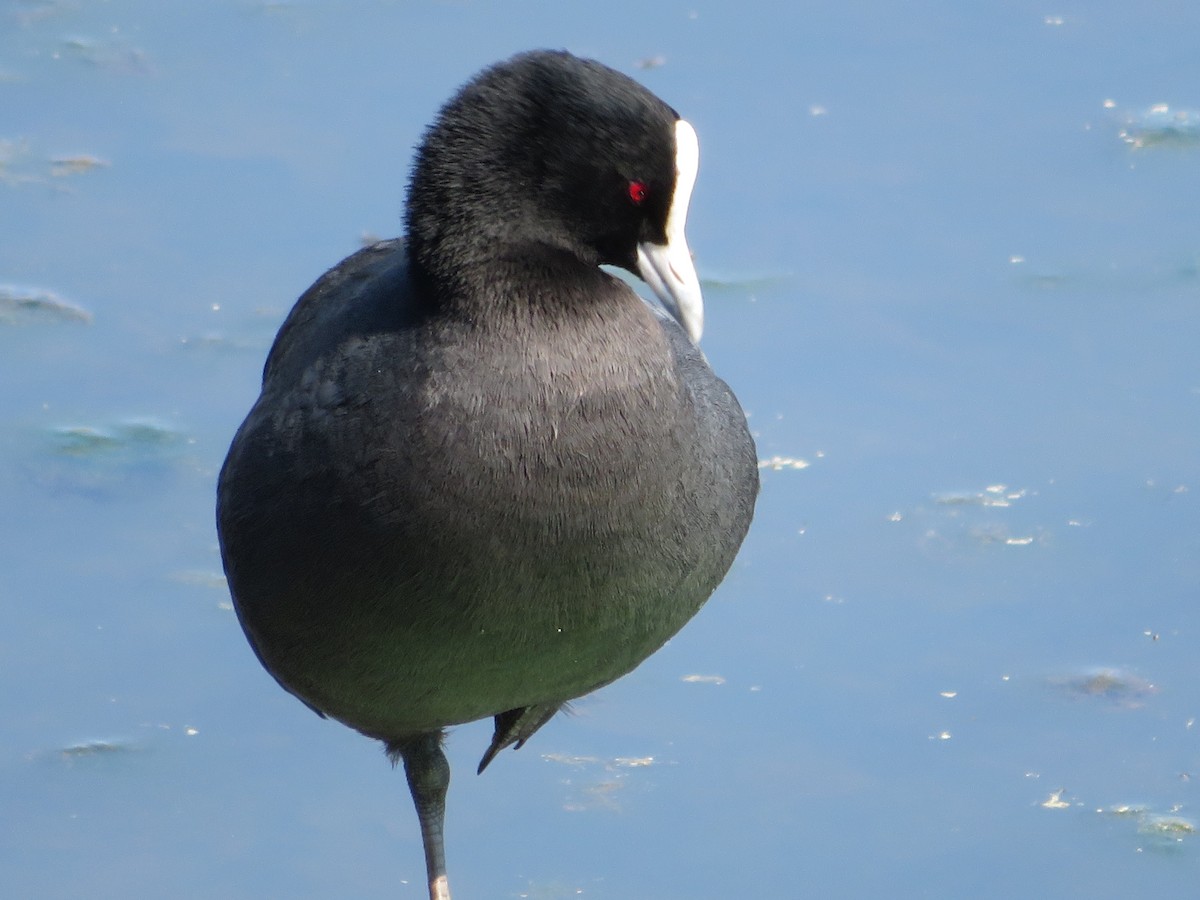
390 732 452 900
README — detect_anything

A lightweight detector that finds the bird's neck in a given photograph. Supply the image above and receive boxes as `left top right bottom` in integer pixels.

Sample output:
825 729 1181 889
407 238 615 331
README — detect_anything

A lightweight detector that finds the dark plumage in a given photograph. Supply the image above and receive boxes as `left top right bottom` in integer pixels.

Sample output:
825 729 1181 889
216 50 757 899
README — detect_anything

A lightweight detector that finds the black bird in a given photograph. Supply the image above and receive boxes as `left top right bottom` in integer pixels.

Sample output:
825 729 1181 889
216 50 757 899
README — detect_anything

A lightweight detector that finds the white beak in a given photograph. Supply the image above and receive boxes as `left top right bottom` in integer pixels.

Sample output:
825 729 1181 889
637 119 703 343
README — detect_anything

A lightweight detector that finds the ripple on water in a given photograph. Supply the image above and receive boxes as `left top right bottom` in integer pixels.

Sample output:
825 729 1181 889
0 285 92 325
0 138 110 188
25 417 191 497
1114 102 1200 149
50 419 182 457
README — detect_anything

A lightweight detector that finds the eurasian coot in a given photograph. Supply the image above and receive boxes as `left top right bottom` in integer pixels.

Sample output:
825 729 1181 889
217 49 757 900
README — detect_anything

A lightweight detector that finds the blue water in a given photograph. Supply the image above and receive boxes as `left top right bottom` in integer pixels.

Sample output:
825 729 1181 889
2 2 1198 897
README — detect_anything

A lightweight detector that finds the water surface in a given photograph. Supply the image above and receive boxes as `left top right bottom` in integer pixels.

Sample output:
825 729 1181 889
2 2 1198 897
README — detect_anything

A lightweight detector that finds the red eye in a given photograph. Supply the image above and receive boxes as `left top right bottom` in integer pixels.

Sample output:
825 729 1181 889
628 181 648 205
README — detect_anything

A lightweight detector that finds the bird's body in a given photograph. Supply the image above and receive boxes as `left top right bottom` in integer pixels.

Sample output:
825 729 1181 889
220 237 753 742
217 51 756 899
